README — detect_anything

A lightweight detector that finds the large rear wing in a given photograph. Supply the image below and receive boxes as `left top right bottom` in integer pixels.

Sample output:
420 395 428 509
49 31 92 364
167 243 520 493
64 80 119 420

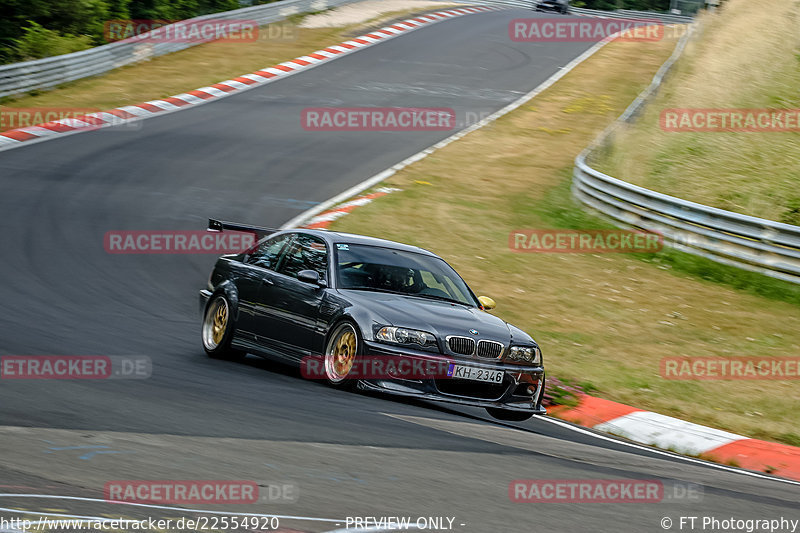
207 218 279 241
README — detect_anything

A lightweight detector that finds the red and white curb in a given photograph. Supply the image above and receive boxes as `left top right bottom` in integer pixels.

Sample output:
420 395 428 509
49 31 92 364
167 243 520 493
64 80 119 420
0 6 498 152
549 395 800 482
302 187 400 229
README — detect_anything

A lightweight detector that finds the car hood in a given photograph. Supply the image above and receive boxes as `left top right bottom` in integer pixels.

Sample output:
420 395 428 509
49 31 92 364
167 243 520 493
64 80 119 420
338 289 519 343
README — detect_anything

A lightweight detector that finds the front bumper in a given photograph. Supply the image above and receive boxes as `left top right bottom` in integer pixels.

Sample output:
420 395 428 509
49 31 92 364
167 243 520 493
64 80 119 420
358 340 546 414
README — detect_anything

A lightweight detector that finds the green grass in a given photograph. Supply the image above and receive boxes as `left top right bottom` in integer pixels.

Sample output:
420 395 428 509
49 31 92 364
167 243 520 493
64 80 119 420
593 0 800 223
533 170 800 307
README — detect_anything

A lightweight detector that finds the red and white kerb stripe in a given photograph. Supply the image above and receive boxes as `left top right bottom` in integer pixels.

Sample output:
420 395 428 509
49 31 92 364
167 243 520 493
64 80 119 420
302 187 400 229
0 6 497 151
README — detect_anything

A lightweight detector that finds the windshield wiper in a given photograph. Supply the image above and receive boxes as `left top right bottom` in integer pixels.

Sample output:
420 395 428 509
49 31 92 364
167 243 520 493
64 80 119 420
344 287 473 307
409 293 472 307
344 287 407 295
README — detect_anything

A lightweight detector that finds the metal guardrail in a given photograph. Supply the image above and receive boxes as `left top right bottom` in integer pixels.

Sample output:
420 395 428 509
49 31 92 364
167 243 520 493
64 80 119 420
0 0 693 99
572 6 693 23
461 0 694 23
0 0 357 99
571 20 800 284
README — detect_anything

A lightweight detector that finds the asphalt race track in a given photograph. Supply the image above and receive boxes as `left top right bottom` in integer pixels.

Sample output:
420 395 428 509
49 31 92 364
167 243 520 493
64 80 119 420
0 7 798 533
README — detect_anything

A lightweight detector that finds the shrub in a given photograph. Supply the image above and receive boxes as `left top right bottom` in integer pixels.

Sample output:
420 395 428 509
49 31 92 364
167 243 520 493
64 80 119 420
12 22 93 61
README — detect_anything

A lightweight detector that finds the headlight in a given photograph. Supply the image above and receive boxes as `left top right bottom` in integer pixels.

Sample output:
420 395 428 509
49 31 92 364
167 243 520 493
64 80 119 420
509 345 541 365
376 326 436 347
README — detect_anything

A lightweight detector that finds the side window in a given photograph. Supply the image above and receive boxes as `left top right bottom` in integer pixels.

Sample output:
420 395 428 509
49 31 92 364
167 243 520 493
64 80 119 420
276 234 328 280
245 234 290 271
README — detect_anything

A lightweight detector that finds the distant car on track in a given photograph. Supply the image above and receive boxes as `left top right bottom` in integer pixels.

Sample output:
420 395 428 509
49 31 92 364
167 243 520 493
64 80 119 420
199 220 546 421
535 0 570 14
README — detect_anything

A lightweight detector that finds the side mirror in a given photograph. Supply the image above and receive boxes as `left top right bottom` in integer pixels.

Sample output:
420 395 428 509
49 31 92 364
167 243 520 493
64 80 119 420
478 296 496 310
297 269 327 287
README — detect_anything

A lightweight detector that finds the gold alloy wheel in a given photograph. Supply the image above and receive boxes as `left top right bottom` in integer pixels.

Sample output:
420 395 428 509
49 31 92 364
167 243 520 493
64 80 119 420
203 297 229 350
325 323 358 383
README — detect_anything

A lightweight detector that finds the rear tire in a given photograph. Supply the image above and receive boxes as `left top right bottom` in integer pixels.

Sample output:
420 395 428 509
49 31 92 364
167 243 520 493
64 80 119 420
486 407 534 422
202 294 245 361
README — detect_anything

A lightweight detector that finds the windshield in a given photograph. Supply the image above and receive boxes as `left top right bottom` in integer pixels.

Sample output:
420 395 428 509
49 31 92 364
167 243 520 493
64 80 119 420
336 243 478 306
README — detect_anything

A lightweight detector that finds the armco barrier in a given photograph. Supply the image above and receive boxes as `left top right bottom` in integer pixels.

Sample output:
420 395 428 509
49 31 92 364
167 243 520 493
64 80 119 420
0 0 358 99
458 0 694 23
569 18 800 284
0 0 693 99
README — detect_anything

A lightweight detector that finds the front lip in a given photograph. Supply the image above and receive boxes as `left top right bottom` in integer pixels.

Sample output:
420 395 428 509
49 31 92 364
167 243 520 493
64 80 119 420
363 340 544 373
360 380 548 414
361 341 545 413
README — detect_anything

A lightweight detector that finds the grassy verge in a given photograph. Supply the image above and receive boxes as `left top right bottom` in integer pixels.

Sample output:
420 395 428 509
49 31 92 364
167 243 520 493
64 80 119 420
593 0 800 224
0 5 456 130
329 33 800 445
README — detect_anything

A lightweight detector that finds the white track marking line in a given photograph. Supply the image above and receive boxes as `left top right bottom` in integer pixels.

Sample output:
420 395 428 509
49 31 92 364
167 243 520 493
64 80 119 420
539 416 800 486
282 33 613 229
324 526 425 532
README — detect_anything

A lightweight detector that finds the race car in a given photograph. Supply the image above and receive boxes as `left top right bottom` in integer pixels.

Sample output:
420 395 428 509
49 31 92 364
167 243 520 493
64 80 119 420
199 220 546 421
535 0 570 14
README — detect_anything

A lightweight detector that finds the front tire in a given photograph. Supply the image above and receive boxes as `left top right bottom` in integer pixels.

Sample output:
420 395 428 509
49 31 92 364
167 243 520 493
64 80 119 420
323 321 362 389
486 407 534 422
202 294 244 361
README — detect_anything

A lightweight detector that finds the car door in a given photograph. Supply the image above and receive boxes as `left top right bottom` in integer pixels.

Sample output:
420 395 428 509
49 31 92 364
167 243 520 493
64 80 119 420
258 233 329 358
236 233 291 339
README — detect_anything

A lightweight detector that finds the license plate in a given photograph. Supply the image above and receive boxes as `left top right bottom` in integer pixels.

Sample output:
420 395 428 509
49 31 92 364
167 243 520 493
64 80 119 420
447 364 504 383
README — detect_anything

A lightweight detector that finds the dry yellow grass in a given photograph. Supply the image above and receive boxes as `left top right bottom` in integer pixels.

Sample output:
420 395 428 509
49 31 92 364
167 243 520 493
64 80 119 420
330 32 800 444
595 0 800 223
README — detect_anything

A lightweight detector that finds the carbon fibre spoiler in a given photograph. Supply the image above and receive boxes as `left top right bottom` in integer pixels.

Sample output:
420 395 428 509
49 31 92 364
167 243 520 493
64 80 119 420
207 218 279 241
